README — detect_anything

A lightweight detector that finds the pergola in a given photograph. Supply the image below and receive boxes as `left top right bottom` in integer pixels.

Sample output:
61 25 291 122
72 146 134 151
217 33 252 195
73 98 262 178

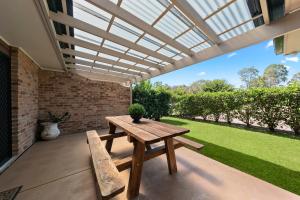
33 0 300 84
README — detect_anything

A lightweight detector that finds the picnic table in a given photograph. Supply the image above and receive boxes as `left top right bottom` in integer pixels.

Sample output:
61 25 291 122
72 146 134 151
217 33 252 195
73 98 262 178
105 115 191 199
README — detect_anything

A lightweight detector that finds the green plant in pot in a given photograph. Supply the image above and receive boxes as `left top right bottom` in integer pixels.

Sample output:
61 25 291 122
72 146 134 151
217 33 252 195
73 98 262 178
41 112 71 140
128 103 145 123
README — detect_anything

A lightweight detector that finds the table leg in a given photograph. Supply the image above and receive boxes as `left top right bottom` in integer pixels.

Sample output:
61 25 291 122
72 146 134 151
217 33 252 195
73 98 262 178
127 140 145 199
105 122 116 153
165 138 177 174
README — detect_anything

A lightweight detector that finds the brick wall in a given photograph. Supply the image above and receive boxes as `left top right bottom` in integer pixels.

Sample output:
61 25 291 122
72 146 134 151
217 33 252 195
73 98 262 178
38 70 130 134
11 48 39 155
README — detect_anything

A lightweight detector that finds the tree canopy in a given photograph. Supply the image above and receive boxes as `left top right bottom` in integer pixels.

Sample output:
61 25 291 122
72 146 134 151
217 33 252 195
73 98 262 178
238 67 259 88
263 64 288 87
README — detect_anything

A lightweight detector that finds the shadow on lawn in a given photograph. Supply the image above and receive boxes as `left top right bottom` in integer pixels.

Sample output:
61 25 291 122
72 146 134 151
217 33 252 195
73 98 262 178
163 117 300 140
183 135 300 196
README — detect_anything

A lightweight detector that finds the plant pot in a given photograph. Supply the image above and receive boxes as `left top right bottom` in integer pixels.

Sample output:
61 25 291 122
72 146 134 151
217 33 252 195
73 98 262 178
41 122 60 140
131 115 142 123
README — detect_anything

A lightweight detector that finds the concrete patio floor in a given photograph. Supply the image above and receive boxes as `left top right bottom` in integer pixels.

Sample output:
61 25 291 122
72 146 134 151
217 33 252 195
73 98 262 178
0 131 299 200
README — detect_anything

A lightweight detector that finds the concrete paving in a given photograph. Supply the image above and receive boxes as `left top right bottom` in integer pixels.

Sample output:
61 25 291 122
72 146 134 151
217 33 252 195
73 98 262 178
0 131 299 200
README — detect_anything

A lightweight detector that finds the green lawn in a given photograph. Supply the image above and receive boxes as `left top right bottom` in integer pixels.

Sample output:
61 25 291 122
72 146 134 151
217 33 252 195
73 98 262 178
161 117 300 195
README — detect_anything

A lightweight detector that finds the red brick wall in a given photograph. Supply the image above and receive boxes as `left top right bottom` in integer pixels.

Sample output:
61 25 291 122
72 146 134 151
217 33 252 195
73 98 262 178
11 48 39 155
38 70 130 134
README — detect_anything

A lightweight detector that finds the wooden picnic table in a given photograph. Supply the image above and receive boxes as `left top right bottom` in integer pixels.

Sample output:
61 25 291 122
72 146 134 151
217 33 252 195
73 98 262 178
105 115 190 199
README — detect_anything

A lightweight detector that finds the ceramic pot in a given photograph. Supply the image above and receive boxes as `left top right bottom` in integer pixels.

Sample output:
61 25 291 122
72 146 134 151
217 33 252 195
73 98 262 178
41 122 60 140
131 115 142 123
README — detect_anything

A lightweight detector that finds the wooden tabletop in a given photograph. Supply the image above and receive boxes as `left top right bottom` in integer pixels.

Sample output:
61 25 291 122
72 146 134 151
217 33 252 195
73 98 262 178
106 115 189 144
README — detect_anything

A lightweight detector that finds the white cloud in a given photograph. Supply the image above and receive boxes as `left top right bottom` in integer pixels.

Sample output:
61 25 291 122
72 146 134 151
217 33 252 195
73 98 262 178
265 40 273 48
227 52 237 58
284 65 291 71
197 72 206 76
285 56 299 62
281 59 286 64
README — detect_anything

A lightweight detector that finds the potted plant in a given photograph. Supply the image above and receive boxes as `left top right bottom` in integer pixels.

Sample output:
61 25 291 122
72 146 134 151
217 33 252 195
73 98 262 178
128 103 145 123
41 112 71 140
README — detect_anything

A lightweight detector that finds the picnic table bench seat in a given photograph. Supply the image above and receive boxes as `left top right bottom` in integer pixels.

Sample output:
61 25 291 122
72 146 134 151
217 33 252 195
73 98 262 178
86 130 125 200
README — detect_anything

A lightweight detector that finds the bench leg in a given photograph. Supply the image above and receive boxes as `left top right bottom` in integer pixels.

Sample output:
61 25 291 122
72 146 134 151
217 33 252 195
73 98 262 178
165 138 177 175
105 122 116 153
127 140 145 199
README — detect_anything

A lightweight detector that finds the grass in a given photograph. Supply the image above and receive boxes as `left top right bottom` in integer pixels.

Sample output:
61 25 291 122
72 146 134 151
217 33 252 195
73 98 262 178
161 117 300 195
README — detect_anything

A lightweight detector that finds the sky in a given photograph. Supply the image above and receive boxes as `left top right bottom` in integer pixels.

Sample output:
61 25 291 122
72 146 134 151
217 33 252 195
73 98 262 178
150 40 300 88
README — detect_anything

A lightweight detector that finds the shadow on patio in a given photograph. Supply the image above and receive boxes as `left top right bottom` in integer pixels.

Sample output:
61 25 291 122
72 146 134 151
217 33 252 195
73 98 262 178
0 130 299 200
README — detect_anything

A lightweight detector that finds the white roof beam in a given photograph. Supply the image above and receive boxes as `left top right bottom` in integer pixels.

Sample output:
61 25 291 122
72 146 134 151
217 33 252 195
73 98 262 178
66 58 143 77
260 0 270 24
86 0 194 56
56 34 160 70
61 48 156 75
146 9 300 80
171 0 222 44
49 11 175 63
67 64 135 80
72 69 131 83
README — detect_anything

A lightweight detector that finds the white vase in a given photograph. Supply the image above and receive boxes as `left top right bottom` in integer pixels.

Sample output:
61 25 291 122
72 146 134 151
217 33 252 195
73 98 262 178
41 122 60 140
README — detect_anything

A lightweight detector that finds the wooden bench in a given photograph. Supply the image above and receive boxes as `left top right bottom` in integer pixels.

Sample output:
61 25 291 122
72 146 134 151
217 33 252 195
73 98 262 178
174 136 204 150
86 130 125 200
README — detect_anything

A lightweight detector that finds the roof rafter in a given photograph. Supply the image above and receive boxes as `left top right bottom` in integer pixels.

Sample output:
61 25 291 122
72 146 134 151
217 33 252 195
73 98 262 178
72 69 132 83
67 63 136 80
49 11 175 64
136 9 300 82
171 0 222 44
66 57 144 77
61 48 155 77
56 34 160 70
86 0 194 56
259 0 270 24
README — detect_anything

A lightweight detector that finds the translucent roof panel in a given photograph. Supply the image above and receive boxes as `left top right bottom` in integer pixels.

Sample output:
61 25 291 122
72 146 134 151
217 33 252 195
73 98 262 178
73 1 111 31
145 56 162 64
75 57 94 62
109 18 144 42
95 61 113 67
219 21 254 40
98 53 119 61
176 29 205 48
103 40 129 53
137 38 161 51
186 0 255 41
191 42 212 53
154 11 189 38
119 59 136 65
74 29 102 45
121 0 166 25
127 49 147 59
75 46 97 55
186 0 232 19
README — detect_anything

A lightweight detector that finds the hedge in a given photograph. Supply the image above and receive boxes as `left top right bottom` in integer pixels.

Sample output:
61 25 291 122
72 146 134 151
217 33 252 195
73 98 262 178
174 86 300 135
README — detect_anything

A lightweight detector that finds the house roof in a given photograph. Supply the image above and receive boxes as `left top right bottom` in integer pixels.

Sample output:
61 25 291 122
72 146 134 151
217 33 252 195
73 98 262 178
1 0 300 84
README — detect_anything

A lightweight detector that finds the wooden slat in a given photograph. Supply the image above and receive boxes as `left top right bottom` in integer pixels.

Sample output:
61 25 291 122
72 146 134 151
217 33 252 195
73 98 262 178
142 118 189 134
106 117 160 143
114 141 183 171
174 136 204 150
86 131 125 199
99 131 126 141
115 115 171 138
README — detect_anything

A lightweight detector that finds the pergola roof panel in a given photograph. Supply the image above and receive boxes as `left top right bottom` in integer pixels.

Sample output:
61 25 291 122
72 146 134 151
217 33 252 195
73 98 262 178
121 0 166 25
41 0 300 84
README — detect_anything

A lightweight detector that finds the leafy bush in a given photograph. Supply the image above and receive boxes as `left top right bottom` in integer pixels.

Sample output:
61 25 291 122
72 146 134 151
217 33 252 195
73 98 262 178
48 112 71 123
233 90 255 127
282 85 300 135
132 81 171 121
128 103 145 121
251 88 285 131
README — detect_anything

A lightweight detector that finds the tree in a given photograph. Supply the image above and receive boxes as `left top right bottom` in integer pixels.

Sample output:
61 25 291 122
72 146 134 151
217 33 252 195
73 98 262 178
238 67 259 88
289 72 300 85
189 80 208 93
201 79 234 92
263 64 288 87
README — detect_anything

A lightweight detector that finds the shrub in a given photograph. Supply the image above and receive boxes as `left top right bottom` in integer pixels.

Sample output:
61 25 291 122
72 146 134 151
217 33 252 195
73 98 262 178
251 88 285 131
221 92 240 124
282 85 300 135
128 103 145 122
234 90 255 127
132 81 171 121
